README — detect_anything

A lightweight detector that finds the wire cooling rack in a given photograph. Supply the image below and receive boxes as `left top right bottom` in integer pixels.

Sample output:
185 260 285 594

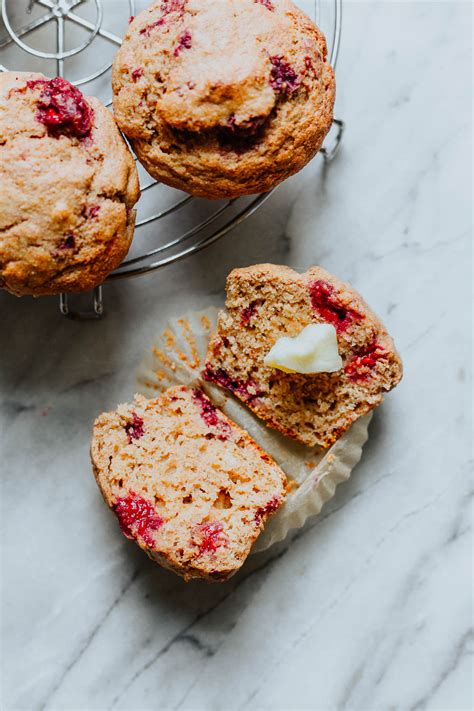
0 0 344 319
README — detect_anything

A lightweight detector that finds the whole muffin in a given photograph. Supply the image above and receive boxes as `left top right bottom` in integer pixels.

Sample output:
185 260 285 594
112 0 335 199
0 72 140 296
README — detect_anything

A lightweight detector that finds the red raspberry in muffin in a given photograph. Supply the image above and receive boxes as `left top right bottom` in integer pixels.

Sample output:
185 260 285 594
204 264 403 448
112 0 335 198
26 76 93 138
0 72 139 296
91 387 287 581
114 492 164 547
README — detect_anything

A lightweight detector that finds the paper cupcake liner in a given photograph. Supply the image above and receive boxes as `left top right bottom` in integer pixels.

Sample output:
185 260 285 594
136 307 372 553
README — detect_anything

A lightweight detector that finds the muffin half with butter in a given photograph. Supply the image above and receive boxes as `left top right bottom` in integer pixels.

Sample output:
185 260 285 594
112 0 335 199
204 265 403 448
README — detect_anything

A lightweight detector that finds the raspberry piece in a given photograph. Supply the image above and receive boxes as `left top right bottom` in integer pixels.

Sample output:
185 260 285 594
53 234 75 258
226 115 266 139
304 56 318 79
85 205 100 219
255 496 281 525
241 301 258 325
27 77 93 139
131 67 144 82
128 15 135 23
255 0 274 8
203 367 263 402
125 412 144 443
174 30 192 56
59 234 75 250
162 0 187 12
309 280 363 333
114 492 163 547
218 115 267 153
345 343 387 382
140 0 186 32
191 389 231 440
194 521 228 556
139 18 165 35
269 56 300 96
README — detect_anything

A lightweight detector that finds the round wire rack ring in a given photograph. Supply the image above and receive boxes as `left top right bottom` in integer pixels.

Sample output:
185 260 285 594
0 0 135 83
1 0 103 60
0 0 344 320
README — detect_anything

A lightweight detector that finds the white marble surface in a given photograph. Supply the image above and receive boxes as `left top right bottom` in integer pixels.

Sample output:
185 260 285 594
1 2 472 710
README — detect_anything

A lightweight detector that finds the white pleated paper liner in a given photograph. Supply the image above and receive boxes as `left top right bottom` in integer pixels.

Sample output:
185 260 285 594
136 308 372 553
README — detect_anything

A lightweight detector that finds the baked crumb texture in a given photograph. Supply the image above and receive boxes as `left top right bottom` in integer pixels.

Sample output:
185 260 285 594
0 72 139 296
204 264 403 448
91 387 287 582
112 0 335 198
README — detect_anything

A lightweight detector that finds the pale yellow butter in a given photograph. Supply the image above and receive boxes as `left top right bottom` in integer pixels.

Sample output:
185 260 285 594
264 324 343 374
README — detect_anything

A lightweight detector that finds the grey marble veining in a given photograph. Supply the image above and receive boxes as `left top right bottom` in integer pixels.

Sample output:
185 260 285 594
1 2 472 710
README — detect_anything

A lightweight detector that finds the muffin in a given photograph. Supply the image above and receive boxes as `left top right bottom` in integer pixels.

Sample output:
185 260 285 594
204 264 403 448
112 0 335 198
91 387 287 581
0 72 140 296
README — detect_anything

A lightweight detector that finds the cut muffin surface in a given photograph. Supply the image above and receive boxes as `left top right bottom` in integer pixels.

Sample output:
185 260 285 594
91 387 287 581
204 264 403 448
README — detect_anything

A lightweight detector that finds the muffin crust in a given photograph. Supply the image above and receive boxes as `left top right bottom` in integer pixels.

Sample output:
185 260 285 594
113 0 335 198
0 72 139 296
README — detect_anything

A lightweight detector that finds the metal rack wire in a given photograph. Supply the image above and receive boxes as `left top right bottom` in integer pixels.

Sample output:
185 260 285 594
0 0 344 319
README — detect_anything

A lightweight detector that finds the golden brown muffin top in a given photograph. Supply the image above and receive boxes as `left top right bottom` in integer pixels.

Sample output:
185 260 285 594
113 0 335 198
0 72 139 296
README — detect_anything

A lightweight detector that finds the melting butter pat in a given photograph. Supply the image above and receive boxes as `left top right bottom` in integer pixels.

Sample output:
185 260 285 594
264 324 343 374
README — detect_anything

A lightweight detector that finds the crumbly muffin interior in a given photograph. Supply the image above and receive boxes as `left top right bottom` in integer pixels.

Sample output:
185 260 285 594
91 387 287 581
204 265 403 448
